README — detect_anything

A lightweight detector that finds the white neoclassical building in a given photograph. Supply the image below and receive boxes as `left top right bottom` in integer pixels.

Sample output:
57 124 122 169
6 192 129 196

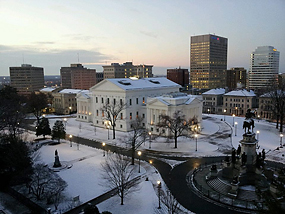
76 77 202 133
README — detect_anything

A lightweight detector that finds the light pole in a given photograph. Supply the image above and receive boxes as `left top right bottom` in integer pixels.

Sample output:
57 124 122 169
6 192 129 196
224 109 226 121
257 130 260 141
149 132 152 149
195 134 198 151
69 134 72 147
157 180 161 209
232 114 235 127
69 106 72 114
102 142 106 156
107 125 110 140
234 122 238 136
207 108 210 114
280 134 283 148
63 118 67 129
138 151 142 173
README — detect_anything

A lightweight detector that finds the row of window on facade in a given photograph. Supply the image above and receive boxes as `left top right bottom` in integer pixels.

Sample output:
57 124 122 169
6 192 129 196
95 97 145 105
225 98 250 102
225 103 249 108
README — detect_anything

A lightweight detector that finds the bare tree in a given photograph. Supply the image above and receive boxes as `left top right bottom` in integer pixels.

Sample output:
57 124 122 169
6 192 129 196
265 80 285 132
101 100 126 139
126 116 147 165
29 164 67 203
157 110 190 149
101 153 140 205
27 92 48 126
162 190 183 214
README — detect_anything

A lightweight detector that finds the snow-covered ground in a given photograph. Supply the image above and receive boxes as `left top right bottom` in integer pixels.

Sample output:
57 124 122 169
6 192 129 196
12 114 285 213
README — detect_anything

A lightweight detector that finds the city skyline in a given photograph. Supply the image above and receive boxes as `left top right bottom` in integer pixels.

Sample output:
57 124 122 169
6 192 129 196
0 0 284 76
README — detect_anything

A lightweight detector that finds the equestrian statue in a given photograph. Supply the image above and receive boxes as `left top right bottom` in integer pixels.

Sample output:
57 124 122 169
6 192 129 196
243 109 255 133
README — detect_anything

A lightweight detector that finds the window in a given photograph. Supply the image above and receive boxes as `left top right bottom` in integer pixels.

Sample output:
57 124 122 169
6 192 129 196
102 110 104 117
96 110 98 116
142 123 145 126
96 97 98 103
120 99 123 105
136 111 139 118
120 125 123 128
136 98 138 105
143 97 145 104
151 127 153 131
120 113 123 119
130 113 132 120
156 128 159 132
113 99 116 105
107 98 109 104
142 114 145 118
129 99 132 105
101 97 104 103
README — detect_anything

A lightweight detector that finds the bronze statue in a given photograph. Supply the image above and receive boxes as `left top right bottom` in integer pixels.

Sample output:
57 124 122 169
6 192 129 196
243 109 255 133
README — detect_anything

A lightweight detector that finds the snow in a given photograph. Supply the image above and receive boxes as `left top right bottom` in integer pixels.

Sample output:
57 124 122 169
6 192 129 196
16 113 285 213
202 88 226 95
59 89 86 94
224 89 256 97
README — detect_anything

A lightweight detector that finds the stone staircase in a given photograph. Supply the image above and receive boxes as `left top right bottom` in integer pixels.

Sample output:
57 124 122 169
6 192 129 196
237 189 259 201
207 178 231 195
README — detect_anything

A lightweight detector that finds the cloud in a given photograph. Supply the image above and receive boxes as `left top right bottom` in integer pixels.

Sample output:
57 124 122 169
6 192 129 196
140 30 157 38
0 45 113 75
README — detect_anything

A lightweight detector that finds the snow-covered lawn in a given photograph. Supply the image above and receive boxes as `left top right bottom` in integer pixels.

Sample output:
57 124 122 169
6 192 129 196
26 114 285 213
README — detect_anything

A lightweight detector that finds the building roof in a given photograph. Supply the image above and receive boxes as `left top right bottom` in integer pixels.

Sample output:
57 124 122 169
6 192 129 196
40 87 58 92
202 88 226 95
106 78 180 91
58 89 86 94
224 89 256 97
150 93 198 106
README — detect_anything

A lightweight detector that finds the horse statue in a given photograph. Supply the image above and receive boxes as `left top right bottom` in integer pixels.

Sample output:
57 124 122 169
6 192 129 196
243 109 255 133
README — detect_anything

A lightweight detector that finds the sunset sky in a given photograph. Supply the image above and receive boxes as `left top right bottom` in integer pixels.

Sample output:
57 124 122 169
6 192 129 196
0 0 284 76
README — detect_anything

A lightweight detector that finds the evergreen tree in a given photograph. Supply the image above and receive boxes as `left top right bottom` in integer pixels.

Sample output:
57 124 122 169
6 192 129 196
51 120 66 143
36 117 51 138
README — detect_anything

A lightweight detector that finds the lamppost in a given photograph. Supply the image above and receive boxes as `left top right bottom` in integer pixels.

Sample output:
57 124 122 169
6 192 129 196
207 108 210 114
280 134 283 148
69 134 72 147
149 132 152 149
107 125 110 140
195 134 198 151
63 118 67 129
234 122 238 136
257 130 260 141
232 114 235 127
138 151 142 173
69 106 72 114
157 180 161 209
102 142 106 156
224 109 226 121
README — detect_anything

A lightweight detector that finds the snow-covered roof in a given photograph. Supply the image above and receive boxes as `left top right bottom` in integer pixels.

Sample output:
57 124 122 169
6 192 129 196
106 77 180 90
150 93 198 106
224 90 256 97
78 90 91 99
58 89 85 94
203 88 226 95
40 87 58 92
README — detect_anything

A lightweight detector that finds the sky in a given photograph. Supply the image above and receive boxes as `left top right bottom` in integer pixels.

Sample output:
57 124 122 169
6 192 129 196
0 0 285 76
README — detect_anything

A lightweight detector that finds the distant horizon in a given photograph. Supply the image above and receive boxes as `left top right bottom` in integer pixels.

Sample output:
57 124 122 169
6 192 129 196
1 1 284 76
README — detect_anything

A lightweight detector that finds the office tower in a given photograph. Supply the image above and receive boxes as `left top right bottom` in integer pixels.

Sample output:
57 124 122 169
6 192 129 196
60 64 96 89
9 64 44 95
167 67 189 87
226 67 247 90
248 46 280 90
190 34 228 90
103 62 153 79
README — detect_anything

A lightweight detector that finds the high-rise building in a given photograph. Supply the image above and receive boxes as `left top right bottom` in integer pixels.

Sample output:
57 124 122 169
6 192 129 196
190 34 228 90
9 64 44 95
167 67 189 87
248 46 280 90
103 62 153 79
226 67 247 90
60 64 96 89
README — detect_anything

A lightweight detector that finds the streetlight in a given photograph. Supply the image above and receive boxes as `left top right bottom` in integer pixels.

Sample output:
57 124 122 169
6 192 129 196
107 125 110 140
102 142 106 156
223 109 226 121
256 130 260 141
138 151 142 173
280 134 283 148
232 114 235 127
234 122 238 136
207 108 210 114
149 132 152 149
157 180 161 209
69 106 72 114
63 118 67 129
69 134 72 147
195 134 198 151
